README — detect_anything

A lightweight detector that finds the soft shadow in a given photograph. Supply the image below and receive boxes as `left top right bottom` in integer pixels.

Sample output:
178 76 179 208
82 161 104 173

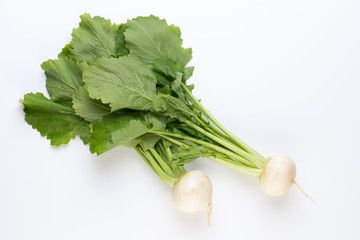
91 146 137 173
173 207 211 229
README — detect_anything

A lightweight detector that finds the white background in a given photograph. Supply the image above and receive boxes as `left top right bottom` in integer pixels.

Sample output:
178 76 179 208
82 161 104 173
1 0 360 239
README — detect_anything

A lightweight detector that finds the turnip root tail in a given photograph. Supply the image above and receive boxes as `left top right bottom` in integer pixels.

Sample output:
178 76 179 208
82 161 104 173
293 180 317 204
206 202 212 226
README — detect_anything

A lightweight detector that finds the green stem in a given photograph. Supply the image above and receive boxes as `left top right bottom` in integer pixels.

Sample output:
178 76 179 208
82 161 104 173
152 131 255 168
139 146 178 187
134 146 158 176
149 148 175 178
159 134 186 147
157 142 168 159
196 112 233 141
185 120 263 168
168 101 216 136
165 146 173 160
208 155 262 177
148 135 260 177
198 114 237 144
156 142 186 178
182 83 265 162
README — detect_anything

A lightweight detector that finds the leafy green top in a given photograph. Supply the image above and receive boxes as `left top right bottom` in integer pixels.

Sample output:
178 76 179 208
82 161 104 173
21 13 265 185
21 13 195 157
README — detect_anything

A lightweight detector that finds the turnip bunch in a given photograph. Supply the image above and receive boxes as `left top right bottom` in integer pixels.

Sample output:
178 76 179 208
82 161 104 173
21 14 304 221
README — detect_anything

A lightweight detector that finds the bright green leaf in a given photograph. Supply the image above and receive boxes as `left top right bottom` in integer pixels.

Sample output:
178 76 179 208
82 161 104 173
172 72 183 94
90 112 165 154
83 57 157 111
141 134 160 150
70 13 117 62
156 94 194 122
115 23 130 56
158 85 171 95
183 66 195 82
90 113 142 154
58 44 72 58
111 120 150 148
153 56 184 79
125 15 192 67
72 86 110 122
41 57 87 104
153 94 168 112
20 93 91 146
172 144 212 165
145 113 167 130
141 113 167 150
111 113 167 149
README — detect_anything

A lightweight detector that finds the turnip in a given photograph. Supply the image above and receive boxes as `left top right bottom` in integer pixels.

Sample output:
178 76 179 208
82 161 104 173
135 144 213 222
172 170 212 223
259 155 296 196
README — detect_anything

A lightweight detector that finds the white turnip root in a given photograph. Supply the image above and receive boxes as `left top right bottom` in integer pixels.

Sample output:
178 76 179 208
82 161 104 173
259 155 296 196
172 170 212 217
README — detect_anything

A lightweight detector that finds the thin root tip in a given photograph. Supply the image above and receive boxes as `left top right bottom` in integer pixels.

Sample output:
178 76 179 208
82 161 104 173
206 202 212 227
293 180 317 205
